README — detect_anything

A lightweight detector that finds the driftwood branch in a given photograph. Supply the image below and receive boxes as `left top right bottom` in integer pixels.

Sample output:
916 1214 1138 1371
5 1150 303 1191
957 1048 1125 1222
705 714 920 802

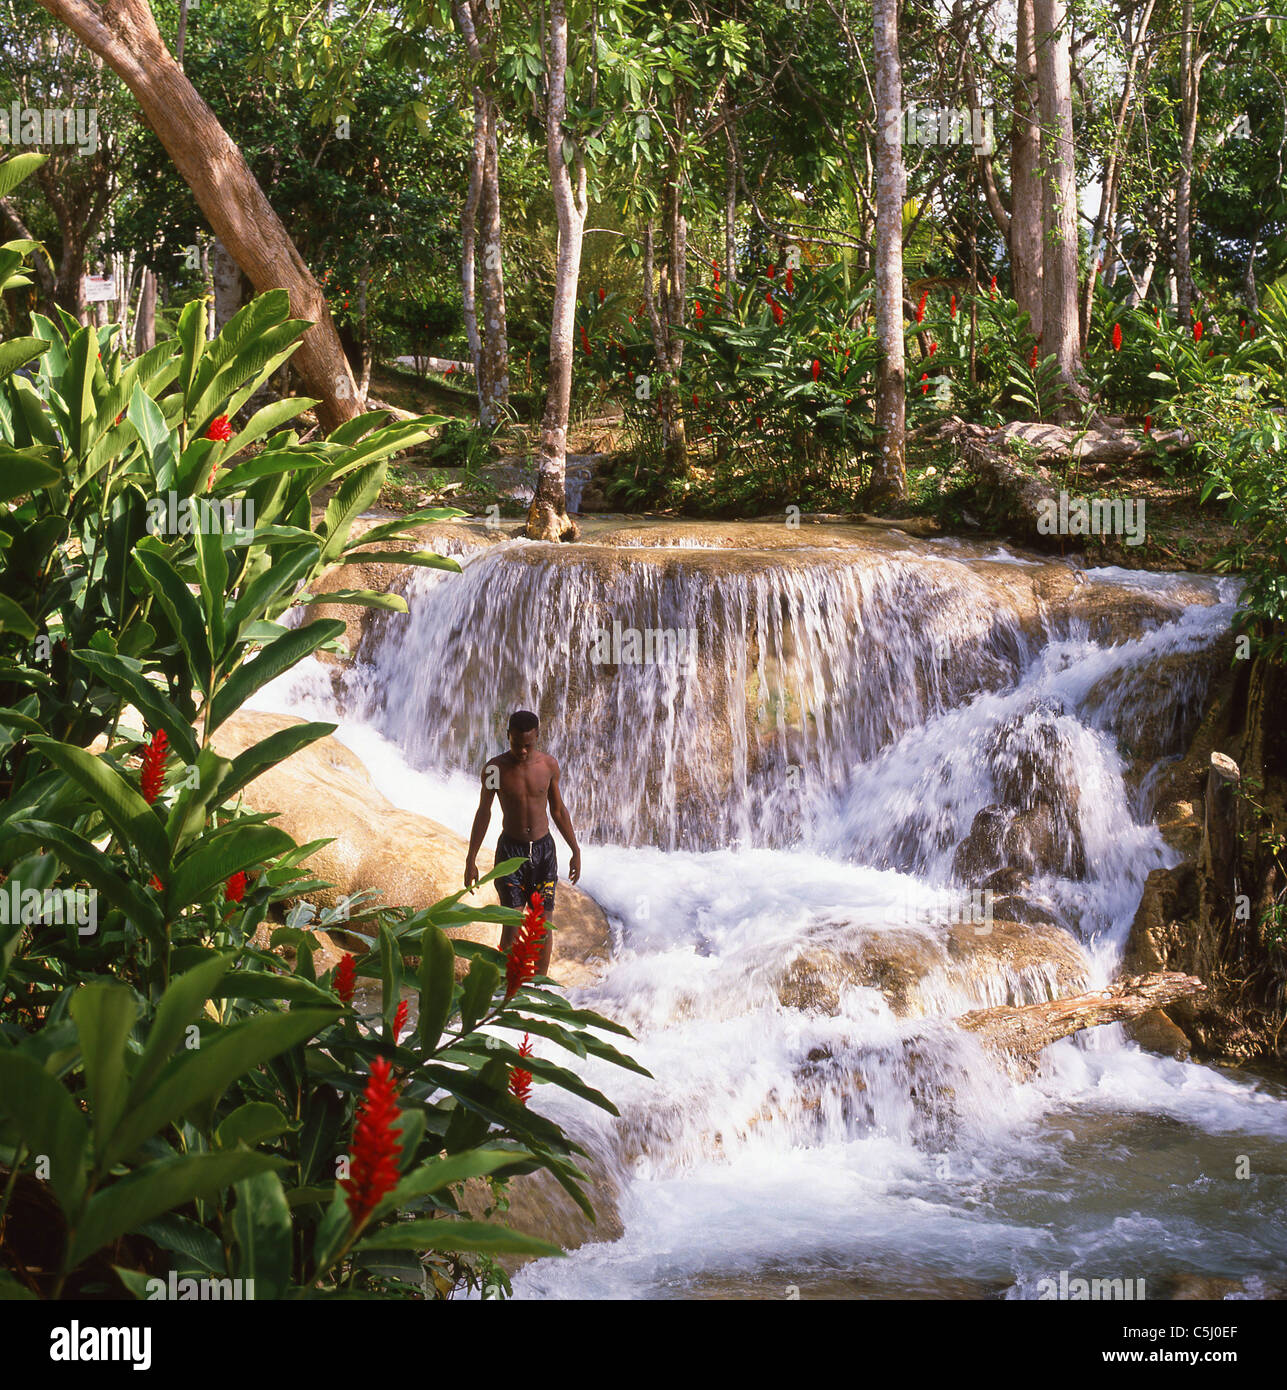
958 971 1207 1059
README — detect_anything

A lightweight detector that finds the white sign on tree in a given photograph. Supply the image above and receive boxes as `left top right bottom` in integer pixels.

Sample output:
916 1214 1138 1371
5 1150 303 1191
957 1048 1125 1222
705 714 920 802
84 275 115 303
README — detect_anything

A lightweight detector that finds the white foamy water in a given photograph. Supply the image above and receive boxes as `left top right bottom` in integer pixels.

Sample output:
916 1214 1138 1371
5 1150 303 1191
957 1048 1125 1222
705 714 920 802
250 537 1287 1299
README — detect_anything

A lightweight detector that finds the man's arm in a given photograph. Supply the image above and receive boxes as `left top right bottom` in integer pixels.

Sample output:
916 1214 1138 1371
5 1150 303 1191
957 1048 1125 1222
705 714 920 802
546 758 581 884
464 764 497 889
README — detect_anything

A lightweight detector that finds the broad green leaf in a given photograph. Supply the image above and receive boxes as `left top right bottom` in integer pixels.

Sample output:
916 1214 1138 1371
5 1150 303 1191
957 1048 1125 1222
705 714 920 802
354 1218 562 1258
69 983 138 1166
418 924 455 1052
69 1149 283 1270
71 649 199 765
459 956 500 1035
0 1051 88 1217
127 953 236 1108
167 823 294 909
205 619 344 732
231 1169 292 1299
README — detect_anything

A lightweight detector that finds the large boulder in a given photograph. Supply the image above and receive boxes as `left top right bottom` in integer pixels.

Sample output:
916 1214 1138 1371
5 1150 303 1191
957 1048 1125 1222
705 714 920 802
210 710 612 987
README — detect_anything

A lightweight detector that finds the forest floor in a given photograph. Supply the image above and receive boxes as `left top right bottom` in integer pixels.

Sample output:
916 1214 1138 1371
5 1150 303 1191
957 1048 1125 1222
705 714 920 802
364 360 1244 578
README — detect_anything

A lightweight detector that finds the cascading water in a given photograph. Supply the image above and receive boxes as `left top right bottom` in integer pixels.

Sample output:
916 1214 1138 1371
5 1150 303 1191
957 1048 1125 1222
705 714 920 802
260 522 1287 1299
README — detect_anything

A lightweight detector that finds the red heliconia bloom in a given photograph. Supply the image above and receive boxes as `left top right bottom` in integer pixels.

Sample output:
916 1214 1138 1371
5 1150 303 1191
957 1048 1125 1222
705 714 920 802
785 267 794 294
811 359 821 382
393 998 409 1038
915 290 928 324
206 415 232 443
920 373 930 395
149 873 164 891
1193 320 1203 342
508 1034 535 1106
334 953 357 1005
140 729 168 805
598 287 605 303
1029 344 1039 369
340 1057 403 1228
950 294 957 319
928 341 938 355
1111 323 1122 352
224 871 247 904
504 893 548 1000
989 275 997 294
1143 415 1152 435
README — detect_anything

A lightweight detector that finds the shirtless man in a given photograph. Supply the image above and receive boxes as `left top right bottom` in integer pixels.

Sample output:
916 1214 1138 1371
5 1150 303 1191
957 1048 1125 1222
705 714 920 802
464 710 581 976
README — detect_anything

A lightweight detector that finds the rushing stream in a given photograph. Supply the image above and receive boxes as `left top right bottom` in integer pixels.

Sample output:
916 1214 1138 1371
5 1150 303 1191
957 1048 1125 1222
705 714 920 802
258 523 1287 1299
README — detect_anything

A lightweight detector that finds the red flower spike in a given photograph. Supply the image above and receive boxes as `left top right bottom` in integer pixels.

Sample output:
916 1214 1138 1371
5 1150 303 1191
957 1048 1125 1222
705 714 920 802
950 294 957 319
504 895 548 1000
785 267 794 294
393 999 408 1038
928 341 937 355
920 373 930 395
1029 344 1039 369
598 287 605 303
1193 321 1203 342
1143 415 1152 435
334 953 357 1005
989 275 997 294
766 264 775 279
224 871 247 904
692 393 699 407
340 1057 403 1228
1111 323 1122 352
915 290 928 324
140 729 168 805
695 302 703 321
772 304 784 327
508 1034 535 1106
149 873 164 891
580 326 591 354
206 415 232 443
811 359 821 382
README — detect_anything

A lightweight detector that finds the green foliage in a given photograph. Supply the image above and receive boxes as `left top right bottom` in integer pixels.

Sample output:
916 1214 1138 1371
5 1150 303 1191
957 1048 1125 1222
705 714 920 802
0 197 642 1301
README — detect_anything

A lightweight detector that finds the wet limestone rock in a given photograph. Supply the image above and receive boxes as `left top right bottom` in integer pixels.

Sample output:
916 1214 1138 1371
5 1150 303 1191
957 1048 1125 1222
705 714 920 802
209 710 612 988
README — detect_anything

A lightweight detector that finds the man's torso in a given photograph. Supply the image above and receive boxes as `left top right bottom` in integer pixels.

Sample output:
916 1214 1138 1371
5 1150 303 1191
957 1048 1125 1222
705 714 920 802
490 751 555 840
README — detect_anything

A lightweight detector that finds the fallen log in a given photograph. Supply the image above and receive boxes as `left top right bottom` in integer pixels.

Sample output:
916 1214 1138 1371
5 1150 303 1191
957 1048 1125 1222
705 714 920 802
957 971 1207 1060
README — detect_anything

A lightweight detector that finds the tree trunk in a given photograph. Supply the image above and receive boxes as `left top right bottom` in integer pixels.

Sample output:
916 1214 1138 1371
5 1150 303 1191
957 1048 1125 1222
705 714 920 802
1035 0 1082 399
1175 0 1197 325
454 1 509 429
1011 0 1043 342
723 93 738 312
645 118 690 479
959 972 1207 1061
526 0 581 543
210 235 243 333
37 0 361 430
869 0 907 506
356 264 372 400
477 105 510 426
135 267 157 354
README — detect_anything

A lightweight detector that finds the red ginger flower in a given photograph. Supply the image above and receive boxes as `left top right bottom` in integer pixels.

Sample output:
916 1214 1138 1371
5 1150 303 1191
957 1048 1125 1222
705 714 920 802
225 871 247 903
915 290 928 324
1143 415 1152 435
1111 323 1122 352
334 953 357 1005
505 893 548 1001
393 998 408 1038
509 1034 535 1106
695 302 703 321
598 287 605 303
340 1056 403 1228
785 267 794 294
1029 343 1039 369
205 415 232 443
950 293 957 319
928 341 937 355
920 373 930 394
1193 320 1203 342
772 303 784 327
989 274 997 294
766 264 775 278
811 359 821 382
692 392 699 407
149 873 164 891
140 729 168 804
580 326 591 354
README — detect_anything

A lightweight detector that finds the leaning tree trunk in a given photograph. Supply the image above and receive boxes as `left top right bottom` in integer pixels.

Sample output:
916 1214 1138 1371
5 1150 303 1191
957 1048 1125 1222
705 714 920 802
1035 0 1083 402
527 0 582 543
37 0 361 430
869 0 907 506
134 266 157 353
1011 0 1043 343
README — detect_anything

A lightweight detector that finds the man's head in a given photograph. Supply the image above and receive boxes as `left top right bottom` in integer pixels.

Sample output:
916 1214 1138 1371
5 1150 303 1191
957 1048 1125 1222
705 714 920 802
508 709 539 761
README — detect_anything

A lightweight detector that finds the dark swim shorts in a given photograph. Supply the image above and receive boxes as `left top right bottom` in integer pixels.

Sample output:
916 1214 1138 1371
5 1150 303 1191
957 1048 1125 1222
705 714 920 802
495 832 557 915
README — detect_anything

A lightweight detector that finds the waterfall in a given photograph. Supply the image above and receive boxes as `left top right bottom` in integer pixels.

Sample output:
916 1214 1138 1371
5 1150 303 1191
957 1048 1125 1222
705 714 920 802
257 524 1287 1299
